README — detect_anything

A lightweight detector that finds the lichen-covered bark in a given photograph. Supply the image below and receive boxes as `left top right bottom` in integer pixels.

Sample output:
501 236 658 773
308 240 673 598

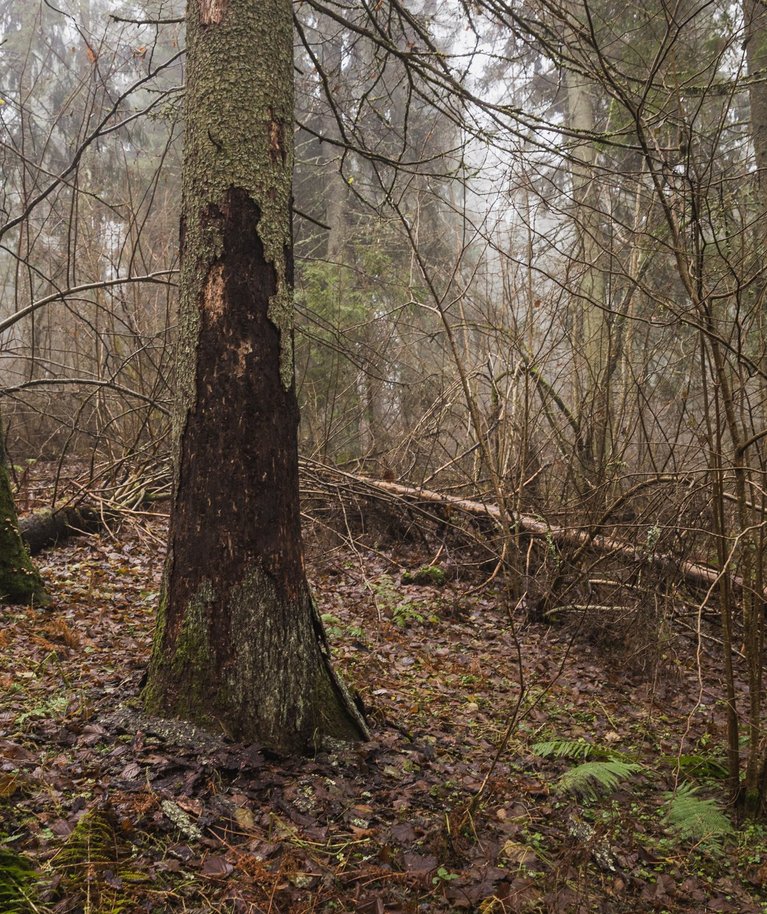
144 0 367 752
0 431 47 605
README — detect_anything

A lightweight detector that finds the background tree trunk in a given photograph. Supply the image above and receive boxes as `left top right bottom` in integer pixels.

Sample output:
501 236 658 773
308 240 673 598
144 0 367 753
564 14 612 491
745 0 767 220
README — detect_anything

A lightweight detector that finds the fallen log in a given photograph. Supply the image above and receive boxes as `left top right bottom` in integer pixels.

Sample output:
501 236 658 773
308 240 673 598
39 457 743 598
308 465 740 597
20 505 105 555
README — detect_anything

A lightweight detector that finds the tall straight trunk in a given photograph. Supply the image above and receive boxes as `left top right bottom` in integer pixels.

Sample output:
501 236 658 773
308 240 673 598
742 0 767 813
144 0 367 753
564 7 611 489
745 0 767 221
317 15 348 265
744 0 767 382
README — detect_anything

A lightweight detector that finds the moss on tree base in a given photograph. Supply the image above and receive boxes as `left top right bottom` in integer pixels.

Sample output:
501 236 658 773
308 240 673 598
0 463 47 606
144 566 367 753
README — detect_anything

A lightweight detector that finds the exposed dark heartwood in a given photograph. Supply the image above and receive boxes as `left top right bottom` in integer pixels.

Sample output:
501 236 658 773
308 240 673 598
169 191 302 663
144 0 366 753
146 190 366 750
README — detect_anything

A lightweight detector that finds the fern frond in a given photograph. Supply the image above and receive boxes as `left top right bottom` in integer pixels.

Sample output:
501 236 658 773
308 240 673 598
532 738 633 762
663 783 733 841
0 847 38 914
52 804 133 911
53 805 121 874
533 738 595 760
557 760 642 798
660 753 729 780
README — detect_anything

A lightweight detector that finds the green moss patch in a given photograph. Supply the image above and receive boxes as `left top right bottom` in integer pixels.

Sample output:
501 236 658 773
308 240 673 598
401 565 447 587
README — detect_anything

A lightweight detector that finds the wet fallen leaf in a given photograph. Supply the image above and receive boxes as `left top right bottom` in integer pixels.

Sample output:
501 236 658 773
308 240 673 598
201 855 234 878
233 806 256 830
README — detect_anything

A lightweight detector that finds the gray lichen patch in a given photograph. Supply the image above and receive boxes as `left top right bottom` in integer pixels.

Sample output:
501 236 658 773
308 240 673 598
221 563 318 747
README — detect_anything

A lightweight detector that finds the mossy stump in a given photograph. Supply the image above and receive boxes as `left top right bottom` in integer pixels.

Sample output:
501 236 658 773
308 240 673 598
0 463 47 606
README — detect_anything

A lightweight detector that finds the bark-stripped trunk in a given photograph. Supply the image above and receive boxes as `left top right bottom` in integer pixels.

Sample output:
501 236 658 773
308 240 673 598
144 0 367 752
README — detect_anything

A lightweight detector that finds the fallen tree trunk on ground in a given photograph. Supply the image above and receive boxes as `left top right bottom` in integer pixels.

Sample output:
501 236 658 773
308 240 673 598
20 506 105 555
50 456 745 599
302 461 741 597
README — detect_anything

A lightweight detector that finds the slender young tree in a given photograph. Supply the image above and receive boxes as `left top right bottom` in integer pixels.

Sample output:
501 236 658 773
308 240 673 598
144 0 367 752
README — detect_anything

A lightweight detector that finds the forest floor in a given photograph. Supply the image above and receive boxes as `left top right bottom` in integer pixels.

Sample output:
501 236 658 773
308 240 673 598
2 489 767 913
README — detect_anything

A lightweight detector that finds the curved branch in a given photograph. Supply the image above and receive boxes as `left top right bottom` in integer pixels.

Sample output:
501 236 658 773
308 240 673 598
0 378 170 414
0 272 178 336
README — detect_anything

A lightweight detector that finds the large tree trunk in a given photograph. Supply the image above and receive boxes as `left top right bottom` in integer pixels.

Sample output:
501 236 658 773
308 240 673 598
144 0 367 753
